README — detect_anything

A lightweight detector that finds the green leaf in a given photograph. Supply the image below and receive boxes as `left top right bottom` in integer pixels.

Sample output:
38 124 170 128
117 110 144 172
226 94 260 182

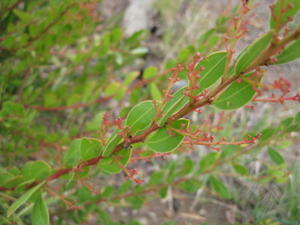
148 171 164 185
270 0 300 29
125 101 156 135
143 66 158 79
232 163 249 175
31 193 49 225
209 176 231 199
177 46 194 62
213 74 257 110
22 161 52 181
235 31 274 74
102 129 123 157
99 149 132 174
146 119 189 153
276 39 300 64
260 127 277 142
80 138 103 161
158 87 189 126
178 158 194 176
7 182 44 217
150 83 163 100
268 148 285 165
14 9 34 23
124 72 139 85
159 186 168 198
196 51 228 91
0 171 14 186
178 179 202 193
85 111 105 131
199 152 219 173
64 139 82 168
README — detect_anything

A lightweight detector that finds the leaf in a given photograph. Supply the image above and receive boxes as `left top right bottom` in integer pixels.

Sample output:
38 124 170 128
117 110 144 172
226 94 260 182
0 171 14 186
14 9 34 23
178 179 202 193
7 182 44 217
124 71 139 85
146 119 189 153
199 152 219 173
196 51 228 91
80 138 103 161
130 47 148 55
213 74 257 110
270 0 300 29
209 176 231 199
104 82 125 100
260 127 277 142
275 39 300 64
232 163 249 175
158 87 189 126
150 83 163 100
31 193 49 225
143 66 158 79
268 148 285 165
235 31 274 74
125 101 156 135
85 111 105 131
99 149 132 174
102 129 123 157
64 139 82 168
178 158 194 176
177 46 194 62
22 161 52 181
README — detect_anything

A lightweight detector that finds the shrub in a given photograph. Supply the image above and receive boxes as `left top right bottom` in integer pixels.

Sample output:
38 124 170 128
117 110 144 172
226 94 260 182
0 0 300 224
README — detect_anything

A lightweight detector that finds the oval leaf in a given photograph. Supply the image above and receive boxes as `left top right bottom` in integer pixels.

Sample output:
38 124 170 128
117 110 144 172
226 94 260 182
158 88 189 126
197 51 228 91
80 138 103 161
31 193 49 225
275 39 300 64
209 176 231 199
213 74 256 110
268 148 285 165
99 149 132 174
150 83 163 100
125 101 156 135
64 139 82 168
102 129 123 157
146 119 189 153
198 152 219 173
7 182 44 217
232 163 249 175
22 161 52 181
143 66 158 79
235 32 273 74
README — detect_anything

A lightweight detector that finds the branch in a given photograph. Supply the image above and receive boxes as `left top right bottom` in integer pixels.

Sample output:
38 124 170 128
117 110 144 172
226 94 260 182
253 94 300 103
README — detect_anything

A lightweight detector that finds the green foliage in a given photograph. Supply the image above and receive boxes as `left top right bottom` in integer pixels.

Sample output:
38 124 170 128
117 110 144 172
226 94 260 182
158 87 189 125
125 101 156 135
7 182 44 217
197 51 227 91
1 0 300 224
270 0 300 30
146 119 189 152
213 73 257 110
31 193 49 225
276 39 300 64
235 31 274 74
